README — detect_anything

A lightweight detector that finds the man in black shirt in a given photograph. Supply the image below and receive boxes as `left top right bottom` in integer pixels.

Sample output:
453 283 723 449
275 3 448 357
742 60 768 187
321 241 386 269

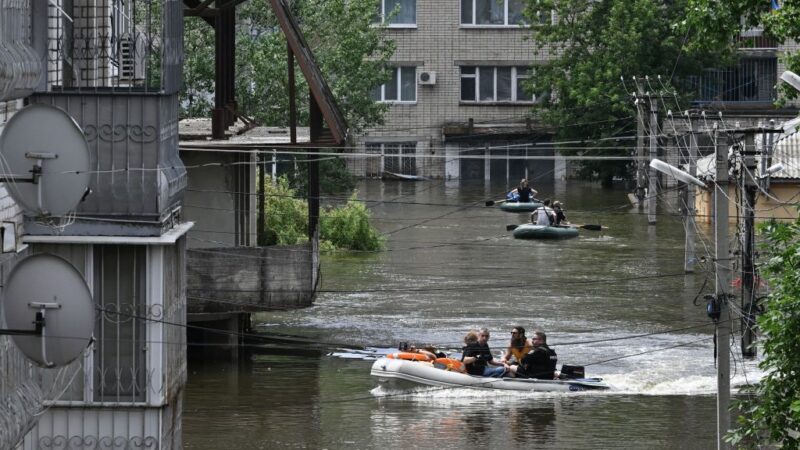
519 330 558 379
462 328 508 377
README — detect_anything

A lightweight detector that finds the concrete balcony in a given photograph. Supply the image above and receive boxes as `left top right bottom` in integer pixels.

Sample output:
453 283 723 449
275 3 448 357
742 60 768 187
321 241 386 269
26 93 187 236
186 240 320 314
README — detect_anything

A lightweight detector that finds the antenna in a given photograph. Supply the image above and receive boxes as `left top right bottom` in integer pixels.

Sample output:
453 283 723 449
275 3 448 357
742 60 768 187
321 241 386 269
2 254 94 367
0 104 90 216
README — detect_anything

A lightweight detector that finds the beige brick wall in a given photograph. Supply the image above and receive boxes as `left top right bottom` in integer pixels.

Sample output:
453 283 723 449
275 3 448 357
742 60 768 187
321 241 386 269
356 0 551 179
355 2 800 180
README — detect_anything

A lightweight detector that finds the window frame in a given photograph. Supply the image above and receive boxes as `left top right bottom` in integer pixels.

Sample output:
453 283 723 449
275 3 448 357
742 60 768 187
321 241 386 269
460 0 528 27
378 0 417 28
460 66 535 104
372 66 417 103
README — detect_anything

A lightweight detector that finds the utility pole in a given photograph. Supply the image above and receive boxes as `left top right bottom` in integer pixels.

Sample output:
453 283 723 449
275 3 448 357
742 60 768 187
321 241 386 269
635 92 646 206
741 133 758 358
648 95 659 224
714 126 732 450
683 111 698 273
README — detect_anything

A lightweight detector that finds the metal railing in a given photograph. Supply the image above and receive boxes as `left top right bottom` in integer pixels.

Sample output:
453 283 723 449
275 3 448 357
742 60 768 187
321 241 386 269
44 0 182 94
689 58 777 104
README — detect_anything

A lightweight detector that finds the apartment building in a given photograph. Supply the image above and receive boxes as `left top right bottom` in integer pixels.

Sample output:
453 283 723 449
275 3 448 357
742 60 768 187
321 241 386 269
354 1 800 186
0 1 190 448
354 0 560 183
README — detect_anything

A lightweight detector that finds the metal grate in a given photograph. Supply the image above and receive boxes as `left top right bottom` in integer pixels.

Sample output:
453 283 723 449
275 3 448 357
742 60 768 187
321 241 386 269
45 0 182 93
690 58 777 103
94 245 147 403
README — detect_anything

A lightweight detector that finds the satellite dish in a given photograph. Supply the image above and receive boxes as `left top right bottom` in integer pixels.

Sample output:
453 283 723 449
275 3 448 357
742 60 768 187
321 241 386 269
3 254 94 367
0 104 90 216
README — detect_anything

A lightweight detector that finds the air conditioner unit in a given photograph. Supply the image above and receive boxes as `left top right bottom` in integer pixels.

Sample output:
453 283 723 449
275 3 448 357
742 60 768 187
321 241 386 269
418 71 436 85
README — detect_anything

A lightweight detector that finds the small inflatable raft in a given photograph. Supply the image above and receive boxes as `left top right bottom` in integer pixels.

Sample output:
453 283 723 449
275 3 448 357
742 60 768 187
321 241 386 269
499 201 544 212
371 357 610 392
512 224 579 240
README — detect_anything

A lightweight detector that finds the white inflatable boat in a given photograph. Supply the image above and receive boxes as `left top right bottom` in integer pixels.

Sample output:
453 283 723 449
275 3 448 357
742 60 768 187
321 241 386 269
370 357 610 392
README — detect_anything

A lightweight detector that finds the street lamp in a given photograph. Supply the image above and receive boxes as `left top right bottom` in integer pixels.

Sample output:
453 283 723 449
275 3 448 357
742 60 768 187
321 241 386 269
649 158 707 189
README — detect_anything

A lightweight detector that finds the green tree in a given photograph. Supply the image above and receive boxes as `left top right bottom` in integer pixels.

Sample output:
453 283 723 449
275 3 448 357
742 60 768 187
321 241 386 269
261 176 383 252
320 193 384 252
182 0 394 134
523 0 718 186
727 215 800 449
681 0 800 102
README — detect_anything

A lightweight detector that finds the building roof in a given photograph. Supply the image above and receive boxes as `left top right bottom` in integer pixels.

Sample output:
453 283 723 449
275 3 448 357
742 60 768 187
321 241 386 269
695 129 800 181
179 118 311 147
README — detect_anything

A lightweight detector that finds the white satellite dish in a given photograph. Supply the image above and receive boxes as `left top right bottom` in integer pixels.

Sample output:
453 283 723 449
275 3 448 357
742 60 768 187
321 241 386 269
0 104 90 216
3 254 94 367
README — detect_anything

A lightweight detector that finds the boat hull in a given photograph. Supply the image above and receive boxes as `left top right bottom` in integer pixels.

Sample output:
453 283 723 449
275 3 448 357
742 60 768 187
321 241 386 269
513 224 579 240
370 357 609 392
499 201 543 212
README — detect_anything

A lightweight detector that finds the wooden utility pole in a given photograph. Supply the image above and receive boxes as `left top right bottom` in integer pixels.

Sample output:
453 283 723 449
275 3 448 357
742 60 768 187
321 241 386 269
684 111 698 273
714 127 732 450
648 95 659 224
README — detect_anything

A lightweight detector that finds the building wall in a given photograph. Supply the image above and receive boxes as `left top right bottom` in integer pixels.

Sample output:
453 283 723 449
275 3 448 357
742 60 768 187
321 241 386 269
0 171 35 450
695 183 799 224
186 243 317 313
355 1 553 180
181 151 257 248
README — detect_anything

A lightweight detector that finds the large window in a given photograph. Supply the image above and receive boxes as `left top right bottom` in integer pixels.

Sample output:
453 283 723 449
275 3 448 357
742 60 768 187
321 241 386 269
366 142 418 176
377 0 416 26
371 67 417 102
94 245 147 403
461 0 526 26
460 66 534 103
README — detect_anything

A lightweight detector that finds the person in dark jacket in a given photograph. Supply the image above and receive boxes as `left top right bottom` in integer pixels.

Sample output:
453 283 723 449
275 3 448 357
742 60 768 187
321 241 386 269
552 201 568 226
518 330 558 379
461 328 508 377
516 178 537 203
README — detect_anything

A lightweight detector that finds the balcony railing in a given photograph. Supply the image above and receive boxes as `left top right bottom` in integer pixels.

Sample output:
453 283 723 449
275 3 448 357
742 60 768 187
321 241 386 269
690 57 777 104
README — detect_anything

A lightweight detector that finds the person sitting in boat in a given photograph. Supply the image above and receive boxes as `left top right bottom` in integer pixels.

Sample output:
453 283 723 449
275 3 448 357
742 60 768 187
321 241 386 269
516 178 537 203
461 328 508 377
502 326 532 378
502 326 531 364
517 330 559 380
552 201 567 226
531 199 556 226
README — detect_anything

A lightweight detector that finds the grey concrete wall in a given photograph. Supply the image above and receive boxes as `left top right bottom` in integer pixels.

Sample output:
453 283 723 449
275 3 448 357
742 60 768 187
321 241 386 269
181 150 257 248
186 243 317 313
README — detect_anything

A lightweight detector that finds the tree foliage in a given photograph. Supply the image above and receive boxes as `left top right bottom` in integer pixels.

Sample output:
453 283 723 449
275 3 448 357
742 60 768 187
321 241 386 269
728 215 800 449
523 0 720 186
681 0 800 103
261 176 383 252
182 0 394 133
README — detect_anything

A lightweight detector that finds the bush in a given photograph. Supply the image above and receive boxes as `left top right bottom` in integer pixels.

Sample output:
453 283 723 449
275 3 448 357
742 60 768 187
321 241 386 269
261 176 383 252
261 176 308 246
320 192 384 252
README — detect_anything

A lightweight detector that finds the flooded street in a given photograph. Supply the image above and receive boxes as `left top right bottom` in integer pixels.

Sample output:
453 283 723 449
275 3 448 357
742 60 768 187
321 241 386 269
184 179 759 449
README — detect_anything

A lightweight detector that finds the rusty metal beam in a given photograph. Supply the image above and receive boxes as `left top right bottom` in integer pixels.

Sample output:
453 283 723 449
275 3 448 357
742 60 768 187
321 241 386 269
268 0 348 145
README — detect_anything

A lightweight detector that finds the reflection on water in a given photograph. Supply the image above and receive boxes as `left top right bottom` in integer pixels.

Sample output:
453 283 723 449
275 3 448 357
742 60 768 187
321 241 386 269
184 180 756 449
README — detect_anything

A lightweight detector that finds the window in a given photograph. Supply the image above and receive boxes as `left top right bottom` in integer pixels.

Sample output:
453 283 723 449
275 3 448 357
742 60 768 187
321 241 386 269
377 0 416 25
366 142 418 176
371 67 417 102
460 66 534 103
94 245 147 402
461 0 526 26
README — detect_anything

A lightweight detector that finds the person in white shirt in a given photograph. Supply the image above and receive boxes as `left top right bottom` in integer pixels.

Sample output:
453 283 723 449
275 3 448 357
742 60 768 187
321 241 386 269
532 198 556 226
